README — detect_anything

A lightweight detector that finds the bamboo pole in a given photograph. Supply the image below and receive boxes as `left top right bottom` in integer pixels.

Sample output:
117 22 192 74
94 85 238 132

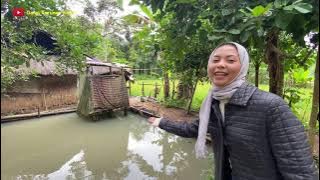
42 88 48 111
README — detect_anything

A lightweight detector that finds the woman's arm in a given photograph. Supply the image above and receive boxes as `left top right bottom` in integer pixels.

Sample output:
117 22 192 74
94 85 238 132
148 117 199 138
267 96 318 180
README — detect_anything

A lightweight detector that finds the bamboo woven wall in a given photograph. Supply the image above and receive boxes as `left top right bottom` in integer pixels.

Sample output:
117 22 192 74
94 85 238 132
77 74 129 117
90 75 129 110
1 75 77 116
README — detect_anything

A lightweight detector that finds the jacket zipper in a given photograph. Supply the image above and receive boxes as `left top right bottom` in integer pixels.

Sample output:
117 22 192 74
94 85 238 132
212 102 224 180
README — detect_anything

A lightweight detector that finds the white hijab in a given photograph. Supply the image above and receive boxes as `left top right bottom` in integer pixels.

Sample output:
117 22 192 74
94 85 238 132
195 42 250 159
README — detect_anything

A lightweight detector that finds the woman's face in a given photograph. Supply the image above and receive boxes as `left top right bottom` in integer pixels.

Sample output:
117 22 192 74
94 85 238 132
207 45 241 87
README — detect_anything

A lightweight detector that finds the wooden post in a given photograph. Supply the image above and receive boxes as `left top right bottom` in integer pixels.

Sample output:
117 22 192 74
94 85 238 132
172 80 175 100
142 82 145 97
124 107 128 116
141 82 145 102
154 82 158 98
42 88 48 111
128 81 131 96
38 106 40 118
187 78 199 114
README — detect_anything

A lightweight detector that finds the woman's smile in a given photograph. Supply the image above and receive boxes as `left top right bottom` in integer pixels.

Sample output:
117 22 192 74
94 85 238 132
207 45 241 87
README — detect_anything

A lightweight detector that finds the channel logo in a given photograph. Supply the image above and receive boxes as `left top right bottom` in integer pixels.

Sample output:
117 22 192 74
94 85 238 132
12 8 25 17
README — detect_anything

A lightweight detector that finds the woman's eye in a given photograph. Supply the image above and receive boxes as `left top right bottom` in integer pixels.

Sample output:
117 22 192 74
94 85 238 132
227 59 235 62
212 59 219 63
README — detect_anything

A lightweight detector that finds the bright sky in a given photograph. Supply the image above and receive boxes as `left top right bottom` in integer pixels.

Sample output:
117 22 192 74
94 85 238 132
65 0 316 49
66 0 142 18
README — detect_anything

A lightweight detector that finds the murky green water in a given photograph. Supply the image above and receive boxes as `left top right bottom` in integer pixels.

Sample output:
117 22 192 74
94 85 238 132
1 112 212 180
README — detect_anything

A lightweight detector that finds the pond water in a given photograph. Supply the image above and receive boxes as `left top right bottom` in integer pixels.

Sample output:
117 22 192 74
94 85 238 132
1 112 212 180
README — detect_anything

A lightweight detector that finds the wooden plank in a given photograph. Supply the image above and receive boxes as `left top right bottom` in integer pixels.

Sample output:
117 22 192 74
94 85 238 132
129 106 160 118
1 107 77 123
86 62 123 69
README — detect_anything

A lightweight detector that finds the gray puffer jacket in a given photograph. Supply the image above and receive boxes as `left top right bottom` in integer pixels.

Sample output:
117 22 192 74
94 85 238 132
159 82 318 180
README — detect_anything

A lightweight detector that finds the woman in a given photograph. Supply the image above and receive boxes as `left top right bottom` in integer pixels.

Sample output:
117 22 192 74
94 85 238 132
148 42 318 180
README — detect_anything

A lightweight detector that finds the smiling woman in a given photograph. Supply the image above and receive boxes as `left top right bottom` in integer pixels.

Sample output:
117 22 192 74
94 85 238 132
207 44 241 87
148 42 318 180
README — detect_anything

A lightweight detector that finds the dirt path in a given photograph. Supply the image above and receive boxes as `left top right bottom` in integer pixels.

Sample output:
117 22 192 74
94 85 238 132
129 97 198 122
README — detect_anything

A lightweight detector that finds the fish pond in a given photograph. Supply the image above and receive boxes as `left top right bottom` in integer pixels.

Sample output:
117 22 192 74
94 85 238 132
1 112 212 180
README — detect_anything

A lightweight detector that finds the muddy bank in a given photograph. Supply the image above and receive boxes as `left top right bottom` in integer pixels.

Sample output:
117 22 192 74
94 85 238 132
129 97 198 122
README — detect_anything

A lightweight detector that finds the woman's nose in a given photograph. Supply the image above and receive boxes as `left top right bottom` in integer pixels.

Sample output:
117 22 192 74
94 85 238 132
216 59 226 68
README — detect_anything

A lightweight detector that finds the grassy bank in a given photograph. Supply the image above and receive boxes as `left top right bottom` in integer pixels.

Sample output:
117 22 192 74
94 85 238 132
128 75 317 131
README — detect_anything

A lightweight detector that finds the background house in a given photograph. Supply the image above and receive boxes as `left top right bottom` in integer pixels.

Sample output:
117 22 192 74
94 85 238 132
1 57 78 116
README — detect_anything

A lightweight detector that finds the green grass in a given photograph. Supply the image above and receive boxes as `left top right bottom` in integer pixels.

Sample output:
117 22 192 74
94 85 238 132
128 77 318 131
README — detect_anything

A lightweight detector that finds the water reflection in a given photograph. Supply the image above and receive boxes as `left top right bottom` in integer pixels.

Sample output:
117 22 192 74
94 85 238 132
127 129 164 172
47 150 93 180
1 113 211 180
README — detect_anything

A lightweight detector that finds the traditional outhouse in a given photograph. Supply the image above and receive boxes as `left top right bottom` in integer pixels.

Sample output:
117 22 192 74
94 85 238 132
77 57 130 119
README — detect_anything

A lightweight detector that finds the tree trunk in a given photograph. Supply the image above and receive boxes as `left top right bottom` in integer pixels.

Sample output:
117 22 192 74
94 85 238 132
266 29 284 97
164 71 170 98
177 81 192 99
187 78 199 114
279 61 284 97
187 61 203 113
255 62 260 87
308 47 319 152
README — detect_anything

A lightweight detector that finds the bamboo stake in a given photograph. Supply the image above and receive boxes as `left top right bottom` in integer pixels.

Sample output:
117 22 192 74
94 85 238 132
42 88 48 111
